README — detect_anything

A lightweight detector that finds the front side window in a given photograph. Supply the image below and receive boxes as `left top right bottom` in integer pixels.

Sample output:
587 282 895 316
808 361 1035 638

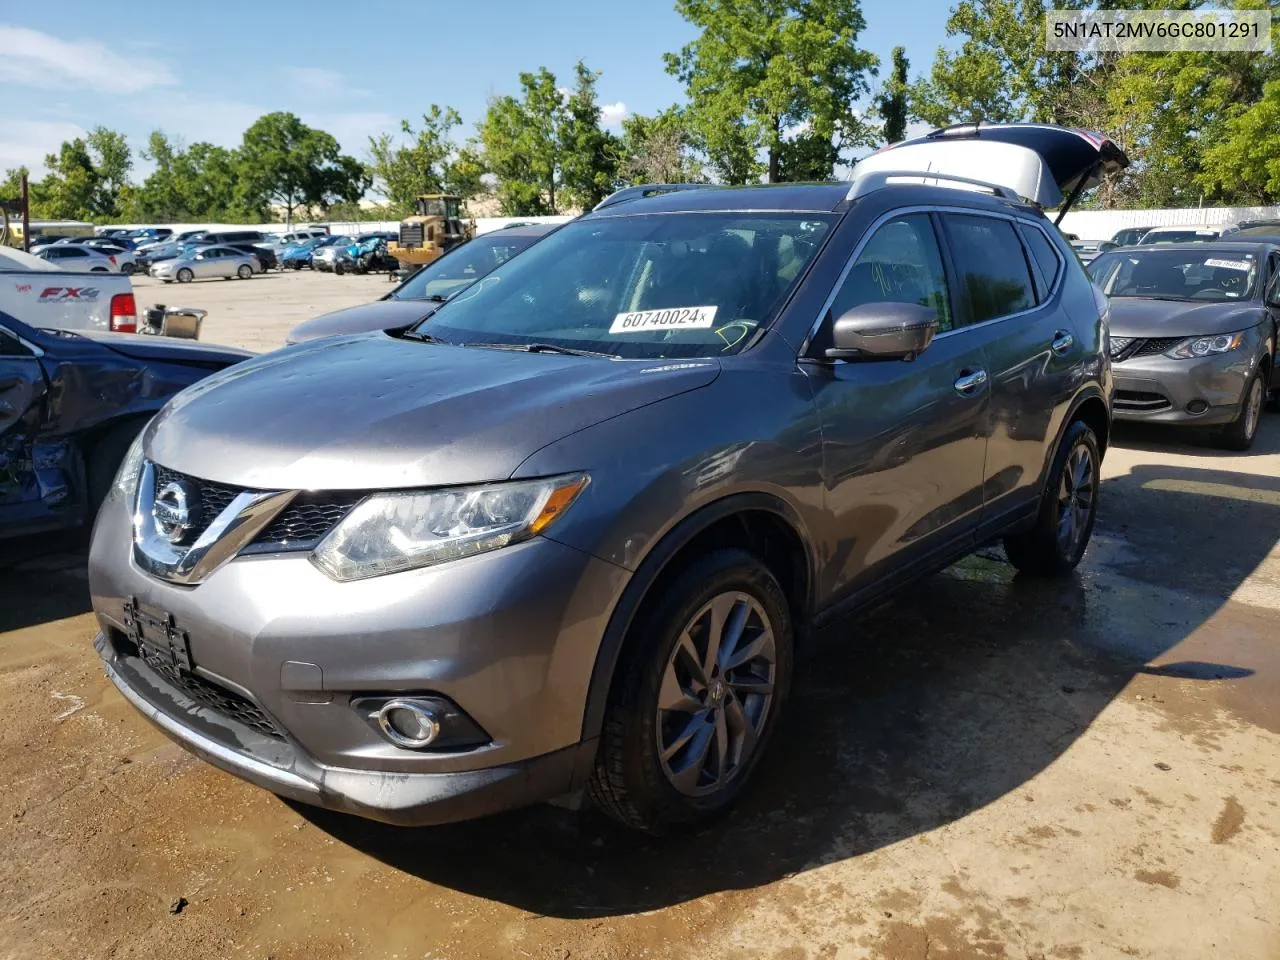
0 327 32 357
941 214 1036 323
420 213 835 359
828 213 953 332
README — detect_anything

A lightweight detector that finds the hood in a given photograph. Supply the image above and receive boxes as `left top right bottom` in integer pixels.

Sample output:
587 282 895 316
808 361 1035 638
81 330 254 367
145 334 722 490
1107 298 1265 338
286 299 437 344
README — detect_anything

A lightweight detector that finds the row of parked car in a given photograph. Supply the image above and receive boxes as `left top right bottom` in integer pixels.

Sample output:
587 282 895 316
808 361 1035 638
4 123 1277 839
1068 218 1280 263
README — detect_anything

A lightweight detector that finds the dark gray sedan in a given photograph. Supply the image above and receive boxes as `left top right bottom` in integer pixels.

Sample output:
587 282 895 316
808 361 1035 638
1089 242 1280 449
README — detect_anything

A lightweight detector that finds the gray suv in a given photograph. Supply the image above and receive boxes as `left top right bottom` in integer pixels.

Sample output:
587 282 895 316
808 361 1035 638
88 124 1124 833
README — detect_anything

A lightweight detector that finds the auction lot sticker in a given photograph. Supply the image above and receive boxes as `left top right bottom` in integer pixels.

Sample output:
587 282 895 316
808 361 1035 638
610 305 718 334
1204 258 1252 271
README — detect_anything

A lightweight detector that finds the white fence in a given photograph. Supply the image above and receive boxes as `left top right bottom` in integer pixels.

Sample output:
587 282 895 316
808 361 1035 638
1058 205 1280 241
105 205 1279 244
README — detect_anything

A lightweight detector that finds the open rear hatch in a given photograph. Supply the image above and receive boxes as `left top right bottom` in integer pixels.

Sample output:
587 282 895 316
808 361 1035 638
855 122 1130 222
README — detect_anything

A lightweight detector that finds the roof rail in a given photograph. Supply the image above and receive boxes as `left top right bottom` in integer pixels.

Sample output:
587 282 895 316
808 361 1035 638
593 183 719 212
846 170 1023 203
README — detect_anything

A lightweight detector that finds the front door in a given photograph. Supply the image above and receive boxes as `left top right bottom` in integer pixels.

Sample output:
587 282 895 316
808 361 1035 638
805 212 990 606
935 212 1082 526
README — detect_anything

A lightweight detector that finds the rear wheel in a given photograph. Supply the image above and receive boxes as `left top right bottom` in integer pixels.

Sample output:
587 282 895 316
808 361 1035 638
177 268 193 283
237 264 252 279
1004 419 1100 577
587 548 793 834
1220 368 1265 451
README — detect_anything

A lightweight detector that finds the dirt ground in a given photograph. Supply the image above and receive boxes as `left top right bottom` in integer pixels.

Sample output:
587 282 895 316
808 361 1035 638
1 277 1278 958
130 269 399 353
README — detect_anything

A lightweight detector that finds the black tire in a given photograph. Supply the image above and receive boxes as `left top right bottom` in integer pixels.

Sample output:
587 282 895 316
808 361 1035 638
237 264 252 279
1004 419 1101 577
1220 367 1266 450
86 418 147 517
121 262 136 275
587 548 794 834
177 268 193 283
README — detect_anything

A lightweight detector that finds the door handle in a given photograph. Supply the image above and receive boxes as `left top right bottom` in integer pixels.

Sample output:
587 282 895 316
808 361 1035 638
953 369 988 395
1050 330 1075 354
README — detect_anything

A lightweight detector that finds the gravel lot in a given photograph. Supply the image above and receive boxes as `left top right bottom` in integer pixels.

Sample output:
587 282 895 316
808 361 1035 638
131 269 399 353
2 271 1278 958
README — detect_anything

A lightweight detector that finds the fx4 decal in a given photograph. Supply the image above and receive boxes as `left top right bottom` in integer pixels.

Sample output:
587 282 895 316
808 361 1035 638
38 287 101 302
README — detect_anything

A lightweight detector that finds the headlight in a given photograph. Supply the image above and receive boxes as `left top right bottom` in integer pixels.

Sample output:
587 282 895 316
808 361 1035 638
312 473 589 581
113 430 146 503
1169 332 1245 359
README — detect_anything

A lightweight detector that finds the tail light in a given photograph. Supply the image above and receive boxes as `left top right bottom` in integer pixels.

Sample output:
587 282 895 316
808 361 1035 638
110 292 137 333
108 255 117 265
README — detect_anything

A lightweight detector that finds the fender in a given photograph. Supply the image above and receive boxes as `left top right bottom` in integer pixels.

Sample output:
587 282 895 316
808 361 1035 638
578 490 815 744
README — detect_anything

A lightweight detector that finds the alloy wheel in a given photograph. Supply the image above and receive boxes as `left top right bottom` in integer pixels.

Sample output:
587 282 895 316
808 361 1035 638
1244 377 1263 441
656 591 776 797
1056 442 1096 556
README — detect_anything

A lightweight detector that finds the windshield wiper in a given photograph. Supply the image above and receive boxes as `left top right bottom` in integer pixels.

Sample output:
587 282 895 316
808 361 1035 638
399 329 447 344
405 294 449 303
470 341 617 359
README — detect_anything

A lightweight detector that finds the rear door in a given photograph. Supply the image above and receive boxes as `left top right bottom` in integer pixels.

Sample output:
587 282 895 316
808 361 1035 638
807 211 990 604
935 211 1082 532
0 324 50 534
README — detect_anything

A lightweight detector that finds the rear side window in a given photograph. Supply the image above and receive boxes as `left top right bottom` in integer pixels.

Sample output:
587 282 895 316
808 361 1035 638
1021 225 1063 300
829 214 953 332
0 328 31 356
941 215 1036 323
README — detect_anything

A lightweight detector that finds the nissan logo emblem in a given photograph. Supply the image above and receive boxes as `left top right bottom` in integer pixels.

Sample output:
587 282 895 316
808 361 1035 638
153 480 200 545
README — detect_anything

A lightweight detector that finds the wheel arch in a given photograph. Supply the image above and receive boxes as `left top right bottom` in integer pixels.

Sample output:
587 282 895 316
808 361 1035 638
579 491 815 744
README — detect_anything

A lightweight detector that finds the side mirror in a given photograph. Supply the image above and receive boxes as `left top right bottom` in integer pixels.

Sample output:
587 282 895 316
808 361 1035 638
1098 241 1118 252
825 301 939 361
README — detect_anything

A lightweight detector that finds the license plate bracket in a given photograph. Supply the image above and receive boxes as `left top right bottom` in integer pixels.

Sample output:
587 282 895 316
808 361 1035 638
122 596 194 672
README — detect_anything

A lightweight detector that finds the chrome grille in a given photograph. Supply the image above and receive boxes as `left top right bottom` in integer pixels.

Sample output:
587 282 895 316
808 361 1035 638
152 465 243 535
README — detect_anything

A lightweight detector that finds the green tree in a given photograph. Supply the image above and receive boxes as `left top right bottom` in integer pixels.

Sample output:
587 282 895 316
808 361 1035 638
86 126 132 218
664 0 878 183
479 67 565 214
1199 78 1280 204
38 138 100 220
619 107 704 184
776 131 838 181
238 112 367 225
560 61 622 209
875 46 911 143
368 105 467 212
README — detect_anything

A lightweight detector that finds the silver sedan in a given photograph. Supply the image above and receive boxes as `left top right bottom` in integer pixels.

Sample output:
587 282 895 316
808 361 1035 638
151 245 261 283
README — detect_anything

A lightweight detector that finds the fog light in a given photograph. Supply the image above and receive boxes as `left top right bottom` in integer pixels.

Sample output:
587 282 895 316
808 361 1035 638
376 700 441 748
1186 399 1209 415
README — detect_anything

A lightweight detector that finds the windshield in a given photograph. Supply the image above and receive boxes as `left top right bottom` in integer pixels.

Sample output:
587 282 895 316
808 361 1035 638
418 198 447 217
418 212 834 359
394 232 541 301
1138 229 1218 244
1088 248 1258 301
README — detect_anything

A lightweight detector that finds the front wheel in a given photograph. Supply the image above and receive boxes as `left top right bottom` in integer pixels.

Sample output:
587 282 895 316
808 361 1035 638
587 548 793 834
121 263 136 275
1219 368 1266 451
1004 419 1101 577
237 264 253 279
176 268 193 283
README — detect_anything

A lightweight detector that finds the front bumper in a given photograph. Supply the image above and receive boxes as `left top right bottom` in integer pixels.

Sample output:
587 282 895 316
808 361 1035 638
88 484 628 825
1112 347 1260 426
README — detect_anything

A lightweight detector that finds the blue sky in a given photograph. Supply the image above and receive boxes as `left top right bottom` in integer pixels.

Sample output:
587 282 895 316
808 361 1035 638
0 1 951 180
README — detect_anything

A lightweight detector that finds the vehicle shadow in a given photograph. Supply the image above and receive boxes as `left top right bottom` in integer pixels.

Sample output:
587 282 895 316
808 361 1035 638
298 454 1280 919
1111 417 1275 458
0 541 91 632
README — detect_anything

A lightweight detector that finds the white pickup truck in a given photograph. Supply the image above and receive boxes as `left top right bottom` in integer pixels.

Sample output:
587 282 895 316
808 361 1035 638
0 245 138 333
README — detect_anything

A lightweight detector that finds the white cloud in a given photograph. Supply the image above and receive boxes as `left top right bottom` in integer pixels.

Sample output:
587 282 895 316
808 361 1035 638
0 120 87 176
282 66 365 98
304 110 400 154
0 25 173 94
599 101 627 128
